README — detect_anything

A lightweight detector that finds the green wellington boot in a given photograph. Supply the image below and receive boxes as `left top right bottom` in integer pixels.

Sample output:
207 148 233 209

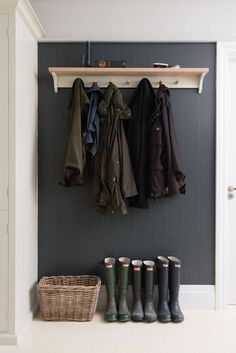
104 257 118 322
118 257 131 322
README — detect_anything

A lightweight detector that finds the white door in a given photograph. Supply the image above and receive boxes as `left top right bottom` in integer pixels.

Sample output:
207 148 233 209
0 14 9 211
0 14 9 332
225 54 236 304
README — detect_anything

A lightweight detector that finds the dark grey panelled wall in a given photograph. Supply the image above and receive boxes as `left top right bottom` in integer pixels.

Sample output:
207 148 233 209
38 43 215 284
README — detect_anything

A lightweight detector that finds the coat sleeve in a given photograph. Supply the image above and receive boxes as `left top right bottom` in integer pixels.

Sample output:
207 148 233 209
58 83 90 186
119 122 138 198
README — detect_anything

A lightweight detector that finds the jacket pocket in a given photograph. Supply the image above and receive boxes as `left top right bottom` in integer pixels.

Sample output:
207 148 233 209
150 128 163 170
151 127 162 145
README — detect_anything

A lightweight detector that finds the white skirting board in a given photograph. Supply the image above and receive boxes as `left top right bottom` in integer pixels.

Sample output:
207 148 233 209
0 303 38 346
96 285 216 312
0 334 17 346
15 303 39 345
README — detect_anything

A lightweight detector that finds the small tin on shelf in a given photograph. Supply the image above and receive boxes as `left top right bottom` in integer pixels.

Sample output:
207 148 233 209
153 62 169 68
96 59 126 68
153 63 181 68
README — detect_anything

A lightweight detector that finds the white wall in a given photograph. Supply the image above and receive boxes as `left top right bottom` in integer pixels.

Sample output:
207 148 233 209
30 0 236 41
15 9 38 334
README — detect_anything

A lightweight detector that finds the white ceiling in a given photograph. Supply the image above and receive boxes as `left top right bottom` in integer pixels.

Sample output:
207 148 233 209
29 0 236 41
30 0 236 2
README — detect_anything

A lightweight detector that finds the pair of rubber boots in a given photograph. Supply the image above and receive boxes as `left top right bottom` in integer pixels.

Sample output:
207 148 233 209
132 256 184 323
103 257 131 322
156 256 184 322
131 260 157 322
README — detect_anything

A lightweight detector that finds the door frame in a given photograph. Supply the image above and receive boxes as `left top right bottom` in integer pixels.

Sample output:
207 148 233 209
216 41 236 309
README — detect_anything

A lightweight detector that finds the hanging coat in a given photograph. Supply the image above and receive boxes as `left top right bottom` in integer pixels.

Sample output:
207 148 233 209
85 83 103 156
92 83 137 215
126 78 155 208
149 84 186 198
59 78 90 186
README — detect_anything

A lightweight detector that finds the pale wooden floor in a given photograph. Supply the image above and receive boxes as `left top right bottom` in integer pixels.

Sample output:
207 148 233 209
0 308 236 353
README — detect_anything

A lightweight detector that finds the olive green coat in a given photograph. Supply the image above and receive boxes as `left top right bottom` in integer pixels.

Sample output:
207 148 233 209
92 83 137 215
59 79 90 186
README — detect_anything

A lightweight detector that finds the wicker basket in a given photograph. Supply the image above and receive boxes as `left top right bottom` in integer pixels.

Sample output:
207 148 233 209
37 275 101 321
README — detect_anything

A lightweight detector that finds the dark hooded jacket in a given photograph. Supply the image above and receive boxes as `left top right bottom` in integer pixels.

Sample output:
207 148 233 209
149 83 185 198
59 78 90 186
126 78 155 208
92 83 137 214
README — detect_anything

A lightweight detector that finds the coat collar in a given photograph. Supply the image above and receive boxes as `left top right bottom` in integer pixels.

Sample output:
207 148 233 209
98 82 131 119
87 82 103 96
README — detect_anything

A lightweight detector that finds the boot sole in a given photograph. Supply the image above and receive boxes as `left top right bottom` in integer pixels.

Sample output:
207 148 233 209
118 315 131 322
131 316 144 322
118 318 131 322
105 315 118 322
157 318 172 323
105 318 117 322
145 318 157 323
172 318 184 323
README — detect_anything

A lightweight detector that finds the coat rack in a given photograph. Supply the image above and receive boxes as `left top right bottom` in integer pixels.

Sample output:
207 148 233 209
48 67 209 94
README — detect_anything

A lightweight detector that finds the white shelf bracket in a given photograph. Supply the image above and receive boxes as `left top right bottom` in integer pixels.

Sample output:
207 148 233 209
198 72 206 94
52 72 58 93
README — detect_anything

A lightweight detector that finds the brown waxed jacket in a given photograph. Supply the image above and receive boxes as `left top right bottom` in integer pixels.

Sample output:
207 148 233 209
59 79 90 186
92 83 137 214
149 84 186 198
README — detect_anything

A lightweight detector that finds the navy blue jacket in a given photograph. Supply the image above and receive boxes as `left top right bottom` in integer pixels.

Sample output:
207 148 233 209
85 83 103 156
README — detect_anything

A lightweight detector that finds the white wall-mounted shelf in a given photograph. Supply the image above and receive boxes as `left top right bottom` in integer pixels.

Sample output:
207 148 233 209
48 67 209 94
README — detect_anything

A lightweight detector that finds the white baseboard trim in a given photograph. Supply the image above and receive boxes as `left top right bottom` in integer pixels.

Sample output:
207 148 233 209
16 303 38 344
0 303 38 346
97 285 216 312
0 334 17 345
179 285 215 310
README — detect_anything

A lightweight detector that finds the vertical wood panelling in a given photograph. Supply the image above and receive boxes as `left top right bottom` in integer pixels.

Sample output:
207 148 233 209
38 43 216 284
